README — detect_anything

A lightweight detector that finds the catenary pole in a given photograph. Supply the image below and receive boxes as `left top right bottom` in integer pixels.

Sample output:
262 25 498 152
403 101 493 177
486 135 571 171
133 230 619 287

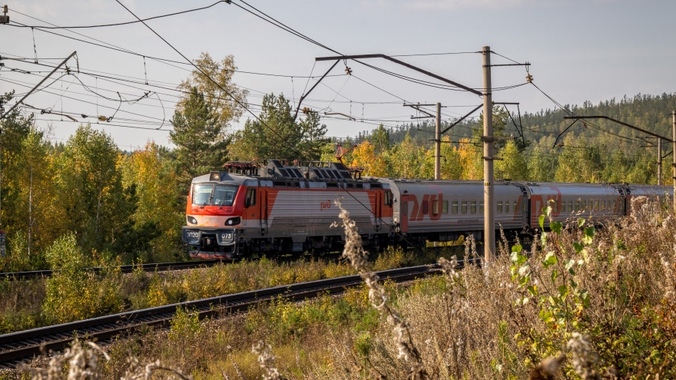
658 137 662 185
673 111 675 211
434 102 441 180
0 51 77 120
482 46 495 264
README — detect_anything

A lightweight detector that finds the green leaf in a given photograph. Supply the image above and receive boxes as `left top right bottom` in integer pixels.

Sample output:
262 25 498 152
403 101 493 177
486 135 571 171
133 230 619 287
579 289 590 308
550 268 559 282
551 221 563 234
511 243 523 254
577 218 586 228
543 251 558 267
583 226 595 245
573 242 584 253
584 226 595 238
538 214 545 229
527 285 538 297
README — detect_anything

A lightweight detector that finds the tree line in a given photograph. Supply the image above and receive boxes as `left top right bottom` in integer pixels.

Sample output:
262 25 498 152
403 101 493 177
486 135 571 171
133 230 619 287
0 51 673 270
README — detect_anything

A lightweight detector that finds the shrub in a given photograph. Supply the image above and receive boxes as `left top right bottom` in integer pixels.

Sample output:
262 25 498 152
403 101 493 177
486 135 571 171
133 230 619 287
42 233 124 324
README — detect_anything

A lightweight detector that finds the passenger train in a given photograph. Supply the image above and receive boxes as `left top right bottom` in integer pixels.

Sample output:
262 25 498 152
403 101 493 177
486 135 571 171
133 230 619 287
181 159 671 259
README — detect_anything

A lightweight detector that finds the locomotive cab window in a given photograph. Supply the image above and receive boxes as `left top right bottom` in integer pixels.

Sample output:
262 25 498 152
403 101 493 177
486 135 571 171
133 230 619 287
192 184 238 207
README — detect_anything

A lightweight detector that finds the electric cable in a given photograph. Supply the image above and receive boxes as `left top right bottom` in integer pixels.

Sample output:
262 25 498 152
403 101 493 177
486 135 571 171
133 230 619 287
11 1 227 30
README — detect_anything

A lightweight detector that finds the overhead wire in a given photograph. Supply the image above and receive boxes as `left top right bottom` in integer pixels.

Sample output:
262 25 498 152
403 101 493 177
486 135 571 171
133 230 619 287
1 70 170 125
529 81 650 145
11 1 228 30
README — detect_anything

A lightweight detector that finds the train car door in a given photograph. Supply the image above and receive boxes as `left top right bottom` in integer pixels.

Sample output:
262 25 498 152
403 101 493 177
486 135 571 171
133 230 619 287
513 183 530 229
374 191 382 232
400 194 415 233
259 188 268 235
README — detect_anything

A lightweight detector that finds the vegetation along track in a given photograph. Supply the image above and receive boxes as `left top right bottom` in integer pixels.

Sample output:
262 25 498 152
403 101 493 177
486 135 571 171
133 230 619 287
0 260 224 281
0 264 440 368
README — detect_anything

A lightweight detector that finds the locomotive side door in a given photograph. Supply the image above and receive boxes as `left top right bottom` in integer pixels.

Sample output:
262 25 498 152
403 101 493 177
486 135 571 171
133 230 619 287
374 191 381 232
259 188 268 235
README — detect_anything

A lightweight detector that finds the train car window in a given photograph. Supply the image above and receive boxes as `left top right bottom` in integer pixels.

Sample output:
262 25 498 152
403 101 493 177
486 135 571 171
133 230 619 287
442 200 449 214
497 201 503 213
245 188 256 207
568 200 573 212
480 201 484 213
431 200 440 215
506 201 510 213
470 201 477 214
461 201 468 214
452 200 459 214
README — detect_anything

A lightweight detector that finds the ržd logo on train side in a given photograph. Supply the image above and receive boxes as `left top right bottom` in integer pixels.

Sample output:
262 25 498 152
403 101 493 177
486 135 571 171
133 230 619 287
320 200 332 210
406 193 443 221
531 188 563 217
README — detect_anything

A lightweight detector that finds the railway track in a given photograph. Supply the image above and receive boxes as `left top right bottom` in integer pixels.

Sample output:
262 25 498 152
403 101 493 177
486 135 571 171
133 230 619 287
0 260 223 281
0 264 441 369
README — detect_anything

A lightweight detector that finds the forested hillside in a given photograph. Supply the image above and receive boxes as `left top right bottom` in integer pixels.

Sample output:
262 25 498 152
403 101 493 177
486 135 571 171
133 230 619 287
345 92 676 184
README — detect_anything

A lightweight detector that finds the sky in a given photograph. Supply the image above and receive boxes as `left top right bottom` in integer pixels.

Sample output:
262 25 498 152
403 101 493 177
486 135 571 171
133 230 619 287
1 0 675 151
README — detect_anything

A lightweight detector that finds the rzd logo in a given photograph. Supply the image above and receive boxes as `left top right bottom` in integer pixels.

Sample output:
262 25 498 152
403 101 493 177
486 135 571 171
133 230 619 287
406 193 443 221
320 200 331 210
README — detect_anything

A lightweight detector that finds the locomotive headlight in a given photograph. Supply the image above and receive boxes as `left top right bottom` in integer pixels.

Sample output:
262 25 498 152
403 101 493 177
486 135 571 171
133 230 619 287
187 216 198 225
225 217 241 226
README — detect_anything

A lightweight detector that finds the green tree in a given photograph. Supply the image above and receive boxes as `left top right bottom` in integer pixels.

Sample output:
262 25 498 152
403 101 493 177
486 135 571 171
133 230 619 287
389 133 426 178
296 109 329 161
527 136 558 182
178 52 248 130
371 125 390 155
118 142 184 262
15 129 54 265
473 105 511 151
229 93 328 161
496 140 529 180
170 87 227 187
53 125 124 254
0 92 33 236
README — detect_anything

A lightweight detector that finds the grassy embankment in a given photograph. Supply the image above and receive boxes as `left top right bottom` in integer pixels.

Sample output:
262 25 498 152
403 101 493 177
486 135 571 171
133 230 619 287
12 197 676 379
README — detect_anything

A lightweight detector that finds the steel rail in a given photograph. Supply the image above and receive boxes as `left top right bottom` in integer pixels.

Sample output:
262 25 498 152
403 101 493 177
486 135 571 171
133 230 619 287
0 264 441 368
0 260 222 280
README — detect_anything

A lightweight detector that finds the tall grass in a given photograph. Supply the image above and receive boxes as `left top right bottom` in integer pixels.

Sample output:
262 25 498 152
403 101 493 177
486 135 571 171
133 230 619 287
15 196 676 379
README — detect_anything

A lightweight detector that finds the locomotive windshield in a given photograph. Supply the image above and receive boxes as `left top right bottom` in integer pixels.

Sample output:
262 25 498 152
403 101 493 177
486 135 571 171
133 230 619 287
192 184 239 206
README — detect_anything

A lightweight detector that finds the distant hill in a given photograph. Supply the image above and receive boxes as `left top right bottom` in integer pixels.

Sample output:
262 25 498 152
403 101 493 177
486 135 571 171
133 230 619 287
350 92 676 150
